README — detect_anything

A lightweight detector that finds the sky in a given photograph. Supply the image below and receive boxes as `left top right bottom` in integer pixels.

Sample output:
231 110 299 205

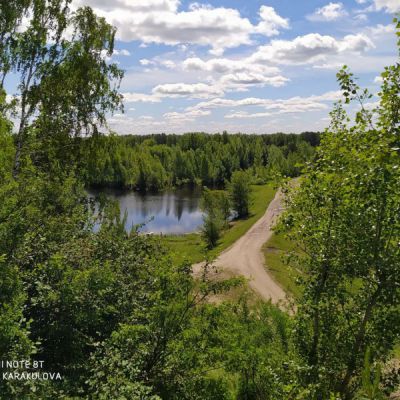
16 0 400 134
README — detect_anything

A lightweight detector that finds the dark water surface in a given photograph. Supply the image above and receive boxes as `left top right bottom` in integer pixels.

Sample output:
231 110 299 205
88 186 203 234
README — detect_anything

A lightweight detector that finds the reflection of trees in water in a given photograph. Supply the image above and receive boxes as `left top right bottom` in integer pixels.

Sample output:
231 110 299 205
98 187 202 229
165 193 171 217
174 198 184 221
175 186 201 214
187 194 199 213
136 194 163 218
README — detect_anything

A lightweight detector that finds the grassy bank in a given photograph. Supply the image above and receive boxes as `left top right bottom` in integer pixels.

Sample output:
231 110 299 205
163 184 276 264
262 233 303 299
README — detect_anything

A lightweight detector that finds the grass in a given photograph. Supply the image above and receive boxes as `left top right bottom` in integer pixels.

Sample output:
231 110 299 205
262 233 303 300
163 184 276 265
161 232 205 265
393 343 400 359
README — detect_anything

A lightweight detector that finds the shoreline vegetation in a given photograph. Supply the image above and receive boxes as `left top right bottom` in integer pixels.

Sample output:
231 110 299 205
163 183 276 264
78 131 320 192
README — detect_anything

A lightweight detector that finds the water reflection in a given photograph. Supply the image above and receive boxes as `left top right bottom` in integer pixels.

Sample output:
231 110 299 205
88 186 204 234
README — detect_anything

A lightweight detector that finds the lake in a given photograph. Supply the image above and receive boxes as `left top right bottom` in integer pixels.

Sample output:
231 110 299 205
88 186 204 234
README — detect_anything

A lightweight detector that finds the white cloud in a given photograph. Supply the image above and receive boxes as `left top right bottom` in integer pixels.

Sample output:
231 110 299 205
215 90 382 124
139 58 155 66
374 75 383 83
307 2 348 21
250 34 339 65
256 6 289 36
220 72 289 89
122 92 162 103
354 13 368 22
339 34 374 52
373 0 400 13
249 33 374 66
152 82 223 98
187 91 342 115
74 0 180 13
164 109 211 122
225 111 272 119
114 49 131 56
161 60 176 69
138 115 154 120
367 23 396 35
311 24 394 71
182 57 280 75
73 1 289 55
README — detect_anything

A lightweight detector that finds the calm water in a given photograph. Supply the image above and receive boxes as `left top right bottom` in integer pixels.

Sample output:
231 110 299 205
88 186 204 234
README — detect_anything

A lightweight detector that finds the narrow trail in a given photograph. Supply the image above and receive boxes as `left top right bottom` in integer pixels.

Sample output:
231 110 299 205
193 189 286 304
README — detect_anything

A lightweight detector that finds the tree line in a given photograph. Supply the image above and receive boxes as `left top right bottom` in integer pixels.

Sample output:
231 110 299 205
77 131 319 191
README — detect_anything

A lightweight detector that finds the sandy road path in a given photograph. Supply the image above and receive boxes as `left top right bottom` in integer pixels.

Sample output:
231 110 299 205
193 189 286 303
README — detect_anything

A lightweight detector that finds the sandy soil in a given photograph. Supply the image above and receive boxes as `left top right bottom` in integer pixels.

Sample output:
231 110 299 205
193 189 287 304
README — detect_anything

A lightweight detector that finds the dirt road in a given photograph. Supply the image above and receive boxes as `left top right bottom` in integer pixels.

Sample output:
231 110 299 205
194 189 286 303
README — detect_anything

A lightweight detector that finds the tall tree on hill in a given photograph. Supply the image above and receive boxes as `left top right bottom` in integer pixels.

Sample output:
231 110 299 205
282 19 400 399
0 0 123 177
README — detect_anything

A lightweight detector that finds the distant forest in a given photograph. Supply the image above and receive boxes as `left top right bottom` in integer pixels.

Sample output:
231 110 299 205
78 131 320 191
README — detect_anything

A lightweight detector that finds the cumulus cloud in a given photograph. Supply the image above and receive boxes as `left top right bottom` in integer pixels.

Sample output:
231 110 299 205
367 23 396 35
256 6 289 36
181 56 288 90
113 49 131 56
111 90 341 133
138 115 155 120
152 82 223 98
186 91 342 115
164 109 211 122
74 0 180 13
139 59 156 66
160 60 176 69
220 73 289 89
338 34 374 52
122 92 162 103
182 57 280 75
224 101 330 119
249 33 374 65
307 2 348 21
73 1 289 55
373 0 400 13
225 111 272 119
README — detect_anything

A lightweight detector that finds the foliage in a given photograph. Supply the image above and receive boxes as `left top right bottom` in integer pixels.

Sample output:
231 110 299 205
229 171 252 218
200 188 231 249
202 213 223 249
263 233 303 300
280 27 400 399
1 2 399 399
164 184 276 265
354 349 385 400
78 132 318 191
0 0 123 177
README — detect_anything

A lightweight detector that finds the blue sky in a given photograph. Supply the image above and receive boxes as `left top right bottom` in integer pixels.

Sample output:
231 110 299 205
16 0 400 134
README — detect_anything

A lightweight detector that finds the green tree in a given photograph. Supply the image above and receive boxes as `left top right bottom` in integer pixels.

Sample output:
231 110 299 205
1 0 123 177
281 23 400 399
229 171 252 218
202 213 223 249
200 188 231 249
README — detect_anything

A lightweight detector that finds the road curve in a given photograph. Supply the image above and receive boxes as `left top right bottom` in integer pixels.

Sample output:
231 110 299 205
194 189 286 303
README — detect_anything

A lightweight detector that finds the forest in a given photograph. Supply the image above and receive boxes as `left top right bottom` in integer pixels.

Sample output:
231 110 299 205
77 131 319 191
0 1 399 399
